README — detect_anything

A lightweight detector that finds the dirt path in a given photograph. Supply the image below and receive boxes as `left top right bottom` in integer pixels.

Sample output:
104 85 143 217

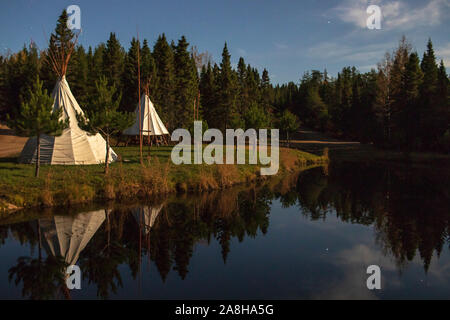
0 125 361 159
0 124 27 158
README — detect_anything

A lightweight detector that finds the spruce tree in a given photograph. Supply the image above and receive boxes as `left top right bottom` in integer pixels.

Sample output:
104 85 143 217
374 52 393 144
6 48 33 115
419 38 439 147
141 39 157 98
436 60 450 147
261 68 273 114
236 57 248 116
360 70 378 143
88 44 105 91
103 33 125 92
68 45 89 106
77 77 134 173
437 60 449 104
50 10 74 53
245 65 260 110
401 52 423 150
153 34 176 129
7 77 68 177
218 43 238 130
199 62 216 128
389 38 411 146
41 10 74 89
174 36 198 128
122 37 140 112
420 39 438 96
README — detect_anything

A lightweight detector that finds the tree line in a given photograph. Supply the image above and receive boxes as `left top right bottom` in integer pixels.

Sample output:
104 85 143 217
273 36 450 152
0 11 448 153
0 11 298 141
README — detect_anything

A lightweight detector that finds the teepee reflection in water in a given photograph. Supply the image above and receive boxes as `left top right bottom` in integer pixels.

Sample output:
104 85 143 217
132 204 163 236
39 210 107 266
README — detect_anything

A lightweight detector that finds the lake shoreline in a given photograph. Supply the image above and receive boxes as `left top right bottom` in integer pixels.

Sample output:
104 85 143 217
0 146 329 216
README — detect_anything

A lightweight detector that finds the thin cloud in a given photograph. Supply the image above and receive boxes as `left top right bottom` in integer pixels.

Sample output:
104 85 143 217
307 41 392 63
332 0 450 31
236 48 247 57
274 42 289 50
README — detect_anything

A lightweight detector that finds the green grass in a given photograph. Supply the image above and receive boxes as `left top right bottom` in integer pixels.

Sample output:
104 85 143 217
0 145 328 212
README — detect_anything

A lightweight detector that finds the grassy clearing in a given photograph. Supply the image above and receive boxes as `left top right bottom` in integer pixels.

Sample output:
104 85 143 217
0 145 328 212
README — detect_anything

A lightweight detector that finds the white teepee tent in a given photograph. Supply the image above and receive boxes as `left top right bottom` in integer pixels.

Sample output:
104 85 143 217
19 22 117 165
40 209 107 266
124 94 169 136
19 76 118 164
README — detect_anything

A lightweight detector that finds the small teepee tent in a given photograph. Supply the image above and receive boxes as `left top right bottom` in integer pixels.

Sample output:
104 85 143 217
123 93 169 138
19 13 117 165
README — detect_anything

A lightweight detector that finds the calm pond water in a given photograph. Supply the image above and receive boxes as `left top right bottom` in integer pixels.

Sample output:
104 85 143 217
0 162 449 299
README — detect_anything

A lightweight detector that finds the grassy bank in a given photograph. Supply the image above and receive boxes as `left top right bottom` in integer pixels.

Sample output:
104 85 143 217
0 146 328 213
325 144 450 166
286 129 450 166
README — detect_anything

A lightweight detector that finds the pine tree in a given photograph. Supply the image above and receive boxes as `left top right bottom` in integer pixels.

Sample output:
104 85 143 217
389 37 411 146
68 45 89 106
7 77 68 177
261 68 273 115
360 70 378 143
374 52 393 144
420 39 438 96
174 36 198 128
437 60 449 105
2 47 37 117
87 44 105 92
49 10 74 53
122 37 140 112
419 38 439 147
41 10 74 89
243 103 271 130
400 52 423 150
217 43 238 130
279 110 299 146
199 62 216 127
350 72 363 138
141 39 157 98
103 33 125 92
77 77 134 173
246 65 261 110
236 57 248 116
436 60 450 148
153 34 176 129
23 45 40 99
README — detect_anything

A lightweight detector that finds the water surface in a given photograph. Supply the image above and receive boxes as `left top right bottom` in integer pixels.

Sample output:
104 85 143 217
1 162 449 299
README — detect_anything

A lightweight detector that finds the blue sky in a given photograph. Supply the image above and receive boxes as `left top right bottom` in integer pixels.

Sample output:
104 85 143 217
0 0 449 84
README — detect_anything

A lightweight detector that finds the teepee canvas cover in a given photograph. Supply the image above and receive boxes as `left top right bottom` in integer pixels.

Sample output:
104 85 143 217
19 76 118 164
40 210 106 266
124 94 169 136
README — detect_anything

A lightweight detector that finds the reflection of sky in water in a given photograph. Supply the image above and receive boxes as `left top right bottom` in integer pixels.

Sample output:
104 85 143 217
0 196 449 299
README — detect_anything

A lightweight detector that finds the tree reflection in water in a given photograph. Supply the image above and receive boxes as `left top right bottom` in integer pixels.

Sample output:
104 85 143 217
2 162 449 298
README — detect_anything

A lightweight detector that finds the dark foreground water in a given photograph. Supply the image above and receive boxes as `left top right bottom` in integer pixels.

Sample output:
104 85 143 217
0 162 449 299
